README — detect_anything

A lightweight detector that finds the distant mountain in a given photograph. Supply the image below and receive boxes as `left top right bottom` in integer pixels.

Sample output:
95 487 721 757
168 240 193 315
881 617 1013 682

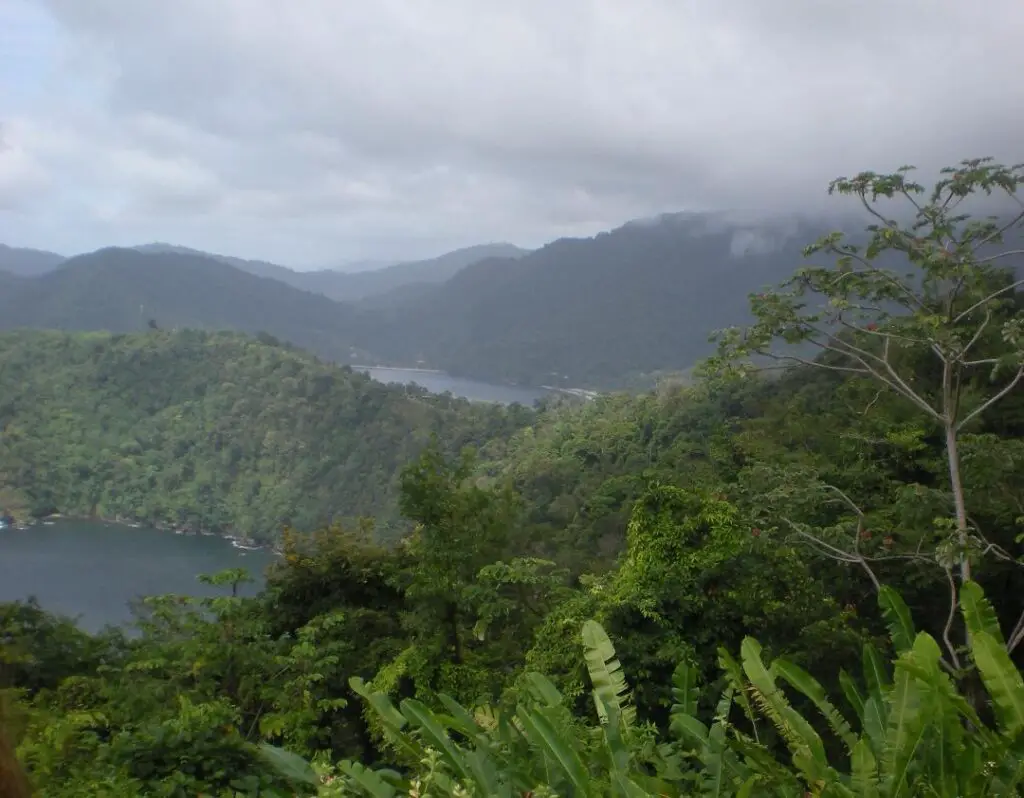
351 212 832 388
0 248 367 363
133 241 530 301
3 219 847 390
307 243 531 301
133 243 302 283
0 270 25 291
0 244 65 276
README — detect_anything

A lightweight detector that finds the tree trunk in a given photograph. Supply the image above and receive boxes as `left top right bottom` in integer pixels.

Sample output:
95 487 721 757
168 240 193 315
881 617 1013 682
945 422 971 583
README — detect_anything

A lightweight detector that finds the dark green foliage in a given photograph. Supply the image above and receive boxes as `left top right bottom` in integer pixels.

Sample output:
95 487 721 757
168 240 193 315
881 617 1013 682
3 156 1024 794
0 329 529 540
357 214 829 388
0 248 369 363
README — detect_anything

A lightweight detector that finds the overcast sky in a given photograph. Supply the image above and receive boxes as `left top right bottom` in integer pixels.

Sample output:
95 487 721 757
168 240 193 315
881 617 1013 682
1 1 1021 268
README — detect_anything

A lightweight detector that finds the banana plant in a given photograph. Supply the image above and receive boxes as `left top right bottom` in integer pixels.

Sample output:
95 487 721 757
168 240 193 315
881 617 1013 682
665 582 1024 797
318 582 1024 797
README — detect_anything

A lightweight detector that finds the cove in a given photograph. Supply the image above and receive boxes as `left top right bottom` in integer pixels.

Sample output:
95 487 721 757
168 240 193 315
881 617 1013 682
0 519 276 632
361 366 549 405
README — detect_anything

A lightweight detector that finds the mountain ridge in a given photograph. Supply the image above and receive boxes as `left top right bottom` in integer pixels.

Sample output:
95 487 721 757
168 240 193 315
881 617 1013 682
0 243 66 276
0 247 369 364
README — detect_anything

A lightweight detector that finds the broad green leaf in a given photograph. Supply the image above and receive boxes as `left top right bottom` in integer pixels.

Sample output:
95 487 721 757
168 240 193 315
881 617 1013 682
839 669 866 722
850 738 879 798
339 760 399 797
878 587 916 654
400 699 472 782
671 659 700 717
961 580 1007 647
862 643 890 699
740 638 827 775
773 658 858 754
882 652 927 796
256 743 318 786
970 630 1024 738
516 705 592 796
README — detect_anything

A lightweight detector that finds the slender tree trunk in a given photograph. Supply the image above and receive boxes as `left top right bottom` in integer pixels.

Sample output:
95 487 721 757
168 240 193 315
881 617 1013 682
945 422 971 583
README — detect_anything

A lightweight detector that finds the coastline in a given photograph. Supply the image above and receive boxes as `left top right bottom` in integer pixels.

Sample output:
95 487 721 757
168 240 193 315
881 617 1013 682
8 512 281 555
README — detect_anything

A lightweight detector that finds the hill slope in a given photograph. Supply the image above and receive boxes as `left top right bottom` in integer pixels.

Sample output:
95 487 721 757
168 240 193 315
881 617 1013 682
133 242 300 283
305 243 530 301
0 329 530 539
0 243 65 276
0 248 366 363
355 212 828 387
134 241 529 301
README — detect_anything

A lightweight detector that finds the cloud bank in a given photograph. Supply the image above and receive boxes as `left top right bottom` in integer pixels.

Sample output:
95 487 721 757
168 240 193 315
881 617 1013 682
1 0 1021 265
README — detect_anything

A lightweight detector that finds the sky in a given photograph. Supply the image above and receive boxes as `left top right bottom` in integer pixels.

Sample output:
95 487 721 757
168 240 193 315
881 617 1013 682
1 1 1022 269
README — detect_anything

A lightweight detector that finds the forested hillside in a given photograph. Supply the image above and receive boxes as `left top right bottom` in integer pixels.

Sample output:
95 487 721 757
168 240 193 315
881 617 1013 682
0 243 65 276
3 160 1024 796
355 213 831 387
0 248 370 364
0 329 531 539
134 242 528 301
4 218 836 391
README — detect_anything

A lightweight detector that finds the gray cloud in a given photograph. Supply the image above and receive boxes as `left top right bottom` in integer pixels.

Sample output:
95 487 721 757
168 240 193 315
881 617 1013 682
1 0 1022 265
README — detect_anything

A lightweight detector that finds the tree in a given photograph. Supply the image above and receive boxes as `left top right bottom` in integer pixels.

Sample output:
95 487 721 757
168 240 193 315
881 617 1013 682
712 158 1024 650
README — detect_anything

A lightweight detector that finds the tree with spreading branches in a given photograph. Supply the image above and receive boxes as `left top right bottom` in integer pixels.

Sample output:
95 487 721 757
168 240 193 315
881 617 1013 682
710 157 1024 660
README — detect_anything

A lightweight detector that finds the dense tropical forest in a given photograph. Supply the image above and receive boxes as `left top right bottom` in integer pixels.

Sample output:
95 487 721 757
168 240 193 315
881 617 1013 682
2 159 1024 795
1 214 830 391
0 329 531 540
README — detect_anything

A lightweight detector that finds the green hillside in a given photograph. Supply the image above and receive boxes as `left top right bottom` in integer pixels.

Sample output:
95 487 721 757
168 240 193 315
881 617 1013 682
0 248 369 365
3 159 1024 797
0 329 531 540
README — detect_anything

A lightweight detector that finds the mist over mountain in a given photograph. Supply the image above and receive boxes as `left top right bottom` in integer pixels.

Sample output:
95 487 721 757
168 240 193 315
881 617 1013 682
132 242 529 301
0 243 66 276
3 211 863 389
297 243 531 301
350 211 836 387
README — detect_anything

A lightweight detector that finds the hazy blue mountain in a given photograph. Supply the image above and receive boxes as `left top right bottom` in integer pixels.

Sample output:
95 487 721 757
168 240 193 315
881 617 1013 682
0 248 369 363
350 212 834 388
133 243 301 283
133 241 530 301
296 243 531 301
0 243 66 276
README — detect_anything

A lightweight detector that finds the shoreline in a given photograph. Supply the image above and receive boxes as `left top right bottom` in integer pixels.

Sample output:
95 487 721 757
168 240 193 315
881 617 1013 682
353 364 446 374
11 512 281 555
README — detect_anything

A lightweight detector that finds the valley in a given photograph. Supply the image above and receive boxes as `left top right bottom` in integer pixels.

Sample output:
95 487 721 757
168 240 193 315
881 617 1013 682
2 106 1023 798
1 212 835 391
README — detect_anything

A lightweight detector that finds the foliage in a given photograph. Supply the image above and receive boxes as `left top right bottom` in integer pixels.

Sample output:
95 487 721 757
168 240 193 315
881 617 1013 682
3 155 1024 794
354 213 825 388
0 329 530 540
329 582 1024 796
712 158 1024 582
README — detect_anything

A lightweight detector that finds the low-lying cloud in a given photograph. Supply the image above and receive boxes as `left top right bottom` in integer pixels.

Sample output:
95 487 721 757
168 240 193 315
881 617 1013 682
1 0 1021 265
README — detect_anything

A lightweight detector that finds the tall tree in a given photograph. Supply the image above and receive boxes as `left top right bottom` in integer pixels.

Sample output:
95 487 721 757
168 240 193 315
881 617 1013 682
712 157 1024 651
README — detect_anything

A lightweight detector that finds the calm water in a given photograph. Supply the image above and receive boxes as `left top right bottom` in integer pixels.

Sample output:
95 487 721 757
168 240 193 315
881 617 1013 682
0 520 276 631
363 366 548 405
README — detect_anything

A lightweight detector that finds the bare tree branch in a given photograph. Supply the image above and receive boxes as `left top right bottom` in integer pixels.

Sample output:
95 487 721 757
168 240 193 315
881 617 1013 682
957 366 1024 430
969 207 1024 254
959 311 992 360
954 277 1024 323
821 248 927 312
975 248 1024 266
